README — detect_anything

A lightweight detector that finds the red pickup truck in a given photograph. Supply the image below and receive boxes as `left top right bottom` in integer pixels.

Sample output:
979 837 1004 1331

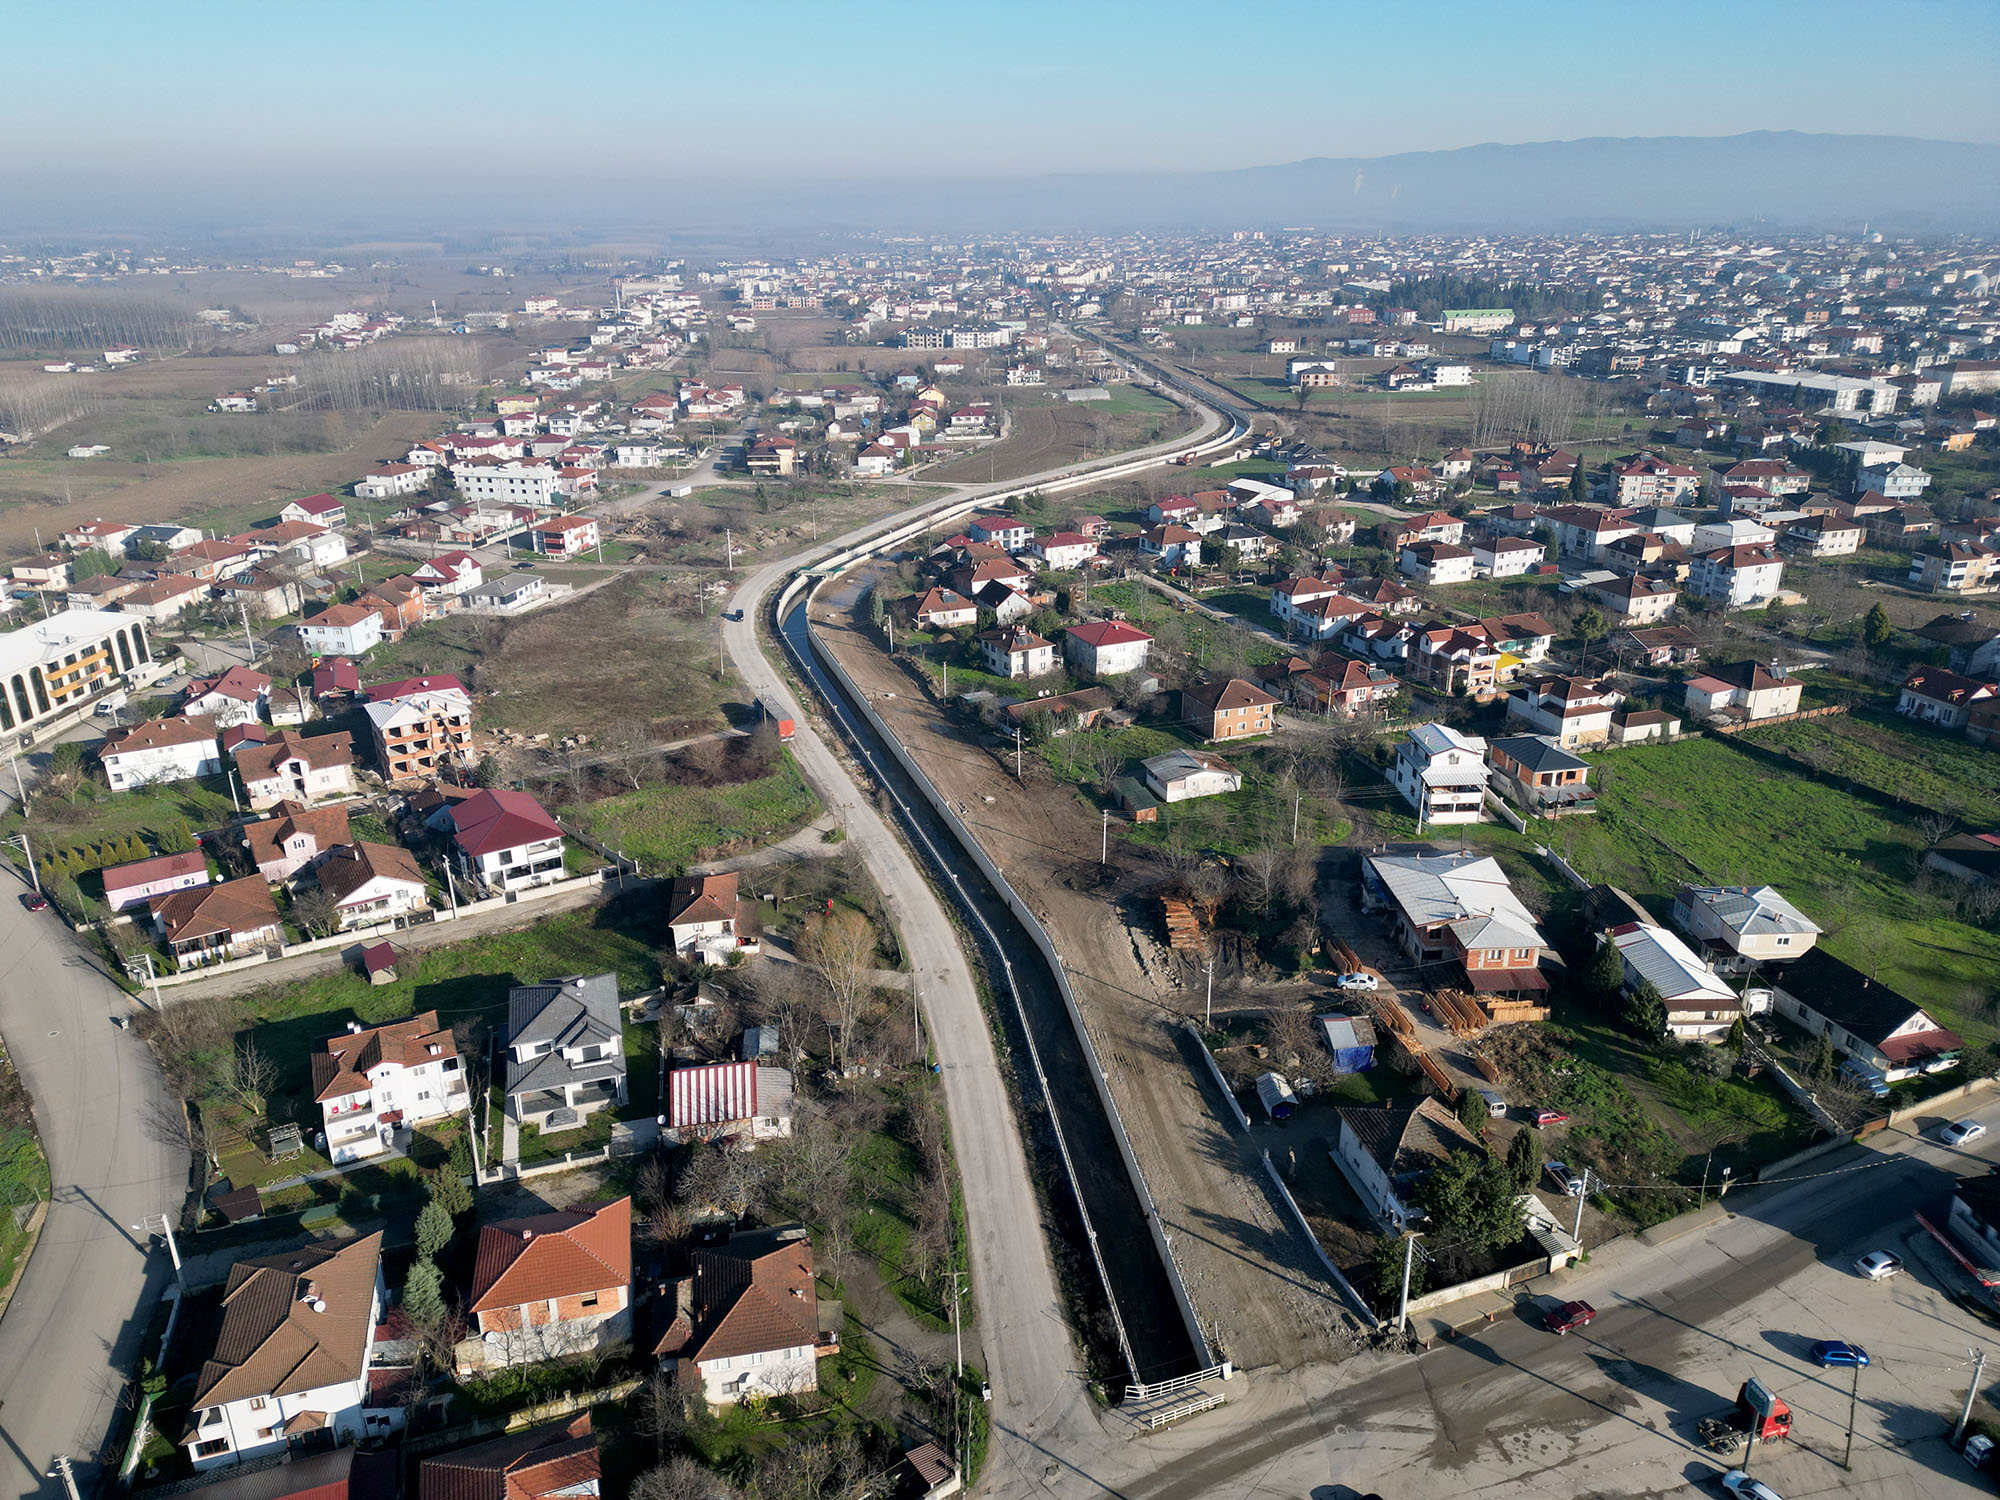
1544 1300 1596 1336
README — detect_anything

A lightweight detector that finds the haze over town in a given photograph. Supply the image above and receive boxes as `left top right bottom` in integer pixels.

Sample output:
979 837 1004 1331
1 6 1999 1500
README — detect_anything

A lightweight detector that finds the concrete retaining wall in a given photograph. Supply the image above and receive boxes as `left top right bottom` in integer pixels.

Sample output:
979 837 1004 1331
1403 1255 1547 1316
1890 1073 1994 1127
1755 1134 1855 1182
1259 1151 1382 1330
1183 1020 1250 1132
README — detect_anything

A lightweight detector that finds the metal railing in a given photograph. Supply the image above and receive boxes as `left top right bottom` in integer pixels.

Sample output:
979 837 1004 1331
1124 1364 1229 1403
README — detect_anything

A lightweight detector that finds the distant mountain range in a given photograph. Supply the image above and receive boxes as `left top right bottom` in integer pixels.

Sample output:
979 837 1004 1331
700 131 2000 237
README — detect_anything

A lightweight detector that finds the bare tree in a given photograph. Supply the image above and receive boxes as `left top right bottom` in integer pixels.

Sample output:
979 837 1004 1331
635 1371 698 1462
226 1043 275 1120
1917 812 1961 852
800 908 877 1075
290 886 342 939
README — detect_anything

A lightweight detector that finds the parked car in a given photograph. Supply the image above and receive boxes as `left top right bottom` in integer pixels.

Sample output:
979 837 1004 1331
1533 1107 1571 1128
1855 1251 1903 1281
19 892 48 912
1543 1299 1596 1336
1809 1340 1869 1368
1719 1472 1783 1500
1545 1160 1586 1197
1336 971 1380 992
724 609 744 621
1939 1119 1987 1147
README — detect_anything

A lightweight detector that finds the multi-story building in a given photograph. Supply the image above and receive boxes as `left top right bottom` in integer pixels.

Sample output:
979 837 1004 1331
1908 543 2000 594
234 729 355 808
1063 620 1152 677
1688 544 1784 609
363 675 473 780
452 460 556 508
0 608 152 738
312 1012 470 1164
1387 724 1488 826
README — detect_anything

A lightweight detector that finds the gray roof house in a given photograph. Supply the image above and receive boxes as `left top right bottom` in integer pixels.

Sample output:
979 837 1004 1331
506 973 628 1132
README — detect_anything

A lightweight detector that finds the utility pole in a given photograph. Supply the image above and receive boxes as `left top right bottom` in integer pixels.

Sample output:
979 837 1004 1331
1955 1349 1987 1446
1292 787 1302 845
7 832 39 894
1572 1167 1591 1244
1842 1358 1861 1470
1396 1230 1417 1332
952 1270 966 1484
1014 726 1022 781
48 1456 80 1500
725 528 734 572
239 601 256 664
1204 948 1216 1027
1101 807 1109 866
8 748 26 810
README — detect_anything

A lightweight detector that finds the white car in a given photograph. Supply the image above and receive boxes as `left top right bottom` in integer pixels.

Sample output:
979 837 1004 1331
1720 1471 1783 1500
1939 1119 1987 1147
1336 971 1380 992
1855 1251 1903 1281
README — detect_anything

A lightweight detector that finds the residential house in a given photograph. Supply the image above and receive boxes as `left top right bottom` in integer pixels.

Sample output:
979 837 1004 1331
1291 655 1399 716
1399 541 1477 586
1670 884 1821 973
1780 513 1864 559
1610 453 1701 505
654 1229 832 1405
1898 667 1999 731
1468 535 1544 578
62 518 139 558
909 588 978 630
1542 505 1642 561
1617 625 1702 668
965 515 1031 552
1588 573 1679 625
312 1012 468 1165
1506 676 1622 748
1857 461 1931 499
416 1415 599 1500
664 1060 796 1147
1138 524 1201 567
309 843 432 930
102 850 209 913
296 604 384 659
1376 511 1464 548
1408 625 1502 698
181 1234 393 1470
1681 661 1802 724
1359 850 1549 993
279 493 348 528
1182 677 1277 740
1141 749 1241 803
531 516 599 558
977 626 1057 680
235 731 356 809
505 974 628 1129
1063 620 1152 678
463 574 549 615
1913 614 2000 677
1388 724 1489 825
100 715 221 790
410 551 484 598
1605 922 1742 1040
353 464 430 501
1031 532 1101 571
363 675 473 780
186 665 273 728
1908 543 2000 594
445 787 566 892
152 876 283 964
1770 948 1961 1081
666 872 749 963
468 1199 632 1365
1330 1098 1484 1230
1486 734 1593 815
244 805 352 884
1689 544 1784 609
117 573 208 625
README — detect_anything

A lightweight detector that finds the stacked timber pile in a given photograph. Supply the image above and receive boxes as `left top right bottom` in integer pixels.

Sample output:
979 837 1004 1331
1429 989 1487 1038
1483 995 1551 1026
1160 896 1204 955
1374 996 1417 1043
1327 937 1364 975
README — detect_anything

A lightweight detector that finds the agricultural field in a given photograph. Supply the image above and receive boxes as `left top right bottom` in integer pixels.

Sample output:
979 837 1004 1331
558 754 821 875
921 387 1196 484
1741 708 2000 828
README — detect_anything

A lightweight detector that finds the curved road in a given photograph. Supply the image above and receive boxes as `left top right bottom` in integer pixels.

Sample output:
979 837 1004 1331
0 866 183 1499
722 386 1235 1490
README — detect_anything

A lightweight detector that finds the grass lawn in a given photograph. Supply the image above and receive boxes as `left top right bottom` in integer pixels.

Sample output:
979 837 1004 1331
1741 709 2000 828
4 776 240 865
1079 386 1180 418
559 755 819 875
1555 734 2000 1038
0 1052 49 1301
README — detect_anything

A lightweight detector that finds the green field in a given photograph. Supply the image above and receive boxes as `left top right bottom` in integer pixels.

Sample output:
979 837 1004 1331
559 756 820 875
1741 710 2000 828
4 776 239 872
1556 735 2000 1037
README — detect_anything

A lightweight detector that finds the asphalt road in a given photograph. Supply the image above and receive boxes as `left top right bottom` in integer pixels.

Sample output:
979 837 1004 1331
0 866 183 1499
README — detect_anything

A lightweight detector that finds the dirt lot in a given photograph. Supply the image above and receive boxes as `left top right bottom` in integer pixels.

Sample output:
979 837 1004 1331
922 392 1197 485
811 575 1369 1372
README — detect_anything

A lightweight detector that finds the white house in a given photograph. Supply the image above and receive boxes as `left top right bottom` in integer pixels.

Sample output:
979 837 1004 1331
410 551 484 597
1605 922 1743 1040
664 1060 795 1148
1399 542 1477 586
1141 748 1241 803
1032 532 1100 571
454 460 556 508
235 729 356 809
182 1234 397 1470
1063 620 1152 678
979 626 1057 680
1671 883 1821 973
1388 724 1488 826
1690 544 1785 609
444 787 566 892
352 464 429 501
1506 676 1623 748
100 715 221 790
310 841 433 930
665 872 749 964
1469 536 1544 578
1329 1099 1484 1230
657 1230 827 1405
185 666 271 729
295 603 385 659
101 850 209 913
312 1013 469 1165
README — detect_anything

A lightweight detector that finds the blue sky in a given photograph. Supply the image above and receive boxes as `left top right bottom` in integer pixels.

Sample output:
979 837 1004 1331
7 0 1998 183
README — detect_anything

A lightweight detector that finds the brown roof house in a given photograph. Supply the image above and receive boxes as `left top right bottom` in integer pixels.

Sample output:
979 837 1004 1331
182 1233 398 1470
666 871 754 964
1182 677 1277 741
306 842 432 930
244 804 352 884
235 731 356 810
417 1413 600 1500
312 1012 469 1165
466 1199 631 1368
153 876 283 966
1329 1098 1484 1231
654 1227 837 1405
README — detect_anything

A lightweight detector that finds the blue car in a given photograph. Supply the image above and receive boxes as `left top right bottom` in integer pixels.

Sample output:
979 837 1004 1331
1811 1340 1870 1368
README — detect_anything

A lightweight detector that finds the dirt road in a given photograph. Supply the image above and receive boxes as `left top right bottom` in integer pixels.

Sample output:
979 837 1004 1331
812 580 1367 1373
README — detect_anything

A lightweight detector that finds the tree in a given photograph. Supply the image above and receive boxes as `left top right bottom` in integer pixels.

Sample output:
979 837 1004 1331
403 1257 444 1329
413 1198 453 1261
1506 1126 1538 1190
290 886 342 939
1568 461 1587 504
1418 1152 1526 1275
1585 939 1625 1005
800 907 876 1075
1621 979 1667 1040
635 1373 699 1463
69 549 114 582
226 1043 274 1119
1370 1234 1424 1310
1724 1016 1747 1053
1572 606 1608 670
428 1164 474 1219
1806 1028 1839 1082
1861 602 1893 651
45 739 89 801
1457 1089 1489 1139
156 819 196 855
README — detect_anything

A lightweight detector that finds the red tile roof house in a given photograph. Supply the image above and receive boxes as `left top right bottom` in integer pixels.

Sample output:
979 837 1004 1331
444 788 567 892
235 730 357 809
1064 619 1153 678
102 849 209 913
664 1059 795 1148
529 515 599 559
465 1199 632 1369
666 872 755 963
653 1228 835 1405
244 804 352 884
312 1012 469 1165
152 876 284 966
417 1413 600 1500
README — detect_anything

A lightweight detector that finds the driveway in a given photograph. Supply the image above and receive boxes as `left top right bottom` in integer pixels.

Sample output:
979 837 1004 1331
0 862 185 1498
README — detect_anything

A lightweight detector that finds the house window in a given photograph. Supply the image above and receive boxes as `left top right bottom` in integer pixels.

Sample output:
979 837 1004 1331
580 1292 599 1309
195 1439 231 1458
249 1397 267 1411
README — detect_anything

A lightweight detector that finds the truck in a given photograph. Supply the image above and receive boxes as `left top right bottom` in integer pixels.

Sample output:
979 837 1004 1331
760 701 795 742
1697 1379 1793 1455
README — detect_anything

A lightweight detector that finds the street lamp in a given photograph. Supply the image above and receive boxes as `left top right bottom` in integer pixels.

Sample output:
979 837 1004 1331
5 831 39 894
129 1210 183 1289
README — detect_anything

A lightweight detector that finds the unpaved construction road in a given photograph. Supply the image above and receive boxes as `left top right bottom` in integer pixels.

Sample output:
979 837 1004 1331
812 570 1370 1374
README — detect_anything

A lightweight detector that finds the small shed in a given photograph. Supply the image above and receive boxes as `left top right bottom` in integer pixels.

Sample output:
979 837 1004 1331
741 1024 781 1060
1113 776 1159 823
209 1182 264 1224
359 941 399 985
1317 1013 1377 1073
1254 1071 1299 1121
902 1443 961 1500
